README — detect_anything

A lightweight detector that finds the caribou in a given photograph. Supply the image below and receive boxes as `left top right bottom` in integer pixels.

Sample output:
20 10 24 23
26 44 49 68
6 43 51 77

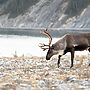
39 29 90 68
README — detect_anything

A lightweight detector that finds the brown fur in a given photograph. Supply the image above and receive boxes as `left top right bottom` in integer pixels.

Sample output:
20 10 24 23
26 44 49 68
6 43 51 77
46 33 90 68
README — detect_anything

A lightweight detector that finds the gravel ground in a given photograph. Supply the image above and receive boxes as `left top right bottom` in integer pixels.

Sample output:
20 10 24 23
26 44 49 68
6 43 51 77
0 54 90 90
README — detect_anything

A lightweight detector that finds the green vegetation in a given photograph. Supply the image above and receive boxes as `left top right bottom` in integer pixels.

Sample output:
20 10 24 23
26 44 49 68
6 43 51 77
65 0 90 17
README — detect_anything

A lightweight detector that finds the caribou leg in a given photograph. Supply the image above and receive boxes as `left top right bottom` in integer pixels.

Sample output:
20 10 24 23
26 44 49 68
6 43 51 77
57 51 68 68
88 48 90 52
57 55 61 68
70 48 75 68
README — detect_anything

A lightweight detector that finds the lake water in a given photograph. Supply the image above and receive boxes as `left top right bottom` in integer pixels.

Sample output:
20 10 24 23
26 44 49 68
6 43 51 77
0 28 90 57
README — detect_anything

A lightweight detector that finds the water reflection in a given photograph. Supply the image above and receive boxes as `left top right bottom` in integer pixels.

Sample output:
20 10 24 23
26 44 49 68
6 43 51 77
0 28 90 37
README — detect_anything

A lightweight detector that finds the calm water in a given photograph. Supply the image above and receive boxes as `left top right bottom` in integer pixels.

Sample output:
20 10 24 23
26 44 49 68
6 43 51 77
0 28 90 37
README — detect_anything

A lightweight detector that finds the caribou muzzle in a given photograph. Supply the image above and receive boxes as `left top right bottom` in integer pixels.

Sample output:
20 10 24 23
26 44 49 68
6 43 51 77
46 52 52 60
46 55 50 60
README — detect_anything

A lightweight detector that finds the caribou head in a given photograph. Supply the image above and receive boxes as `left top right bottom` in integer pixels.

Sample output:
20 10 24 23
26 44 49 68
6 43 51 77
39 29 65 60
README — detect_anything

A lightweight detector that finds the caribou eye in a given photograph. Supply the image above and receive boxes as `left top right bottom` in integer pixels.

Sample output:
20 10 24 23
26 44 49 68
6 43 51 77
51 45 54 49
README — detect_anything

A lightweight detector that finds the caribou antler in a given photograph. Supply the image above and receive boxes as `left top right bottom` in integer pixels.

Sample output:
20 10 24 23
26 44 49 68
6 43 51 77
39 28 52 51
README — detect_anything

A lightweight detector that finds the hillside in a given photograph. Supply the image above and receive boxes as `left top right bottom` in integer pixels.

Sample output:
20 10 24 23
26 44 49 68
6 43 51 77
0 0 90 28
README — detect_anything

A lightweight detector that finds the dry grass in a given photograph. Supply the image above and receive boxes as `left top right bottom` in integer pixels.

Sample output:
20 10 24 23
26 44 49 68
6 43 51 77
0 54 89 89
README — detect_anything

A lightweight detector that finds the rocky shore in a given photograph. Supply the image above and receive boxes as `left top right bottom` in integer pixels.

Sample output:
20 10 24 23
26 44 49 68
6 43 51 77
0 54 90 90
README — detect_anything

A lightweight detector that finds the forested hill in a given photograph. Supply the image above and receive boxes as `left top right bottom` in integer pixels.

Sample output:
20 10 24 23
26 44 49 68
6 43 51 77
0 0 90 28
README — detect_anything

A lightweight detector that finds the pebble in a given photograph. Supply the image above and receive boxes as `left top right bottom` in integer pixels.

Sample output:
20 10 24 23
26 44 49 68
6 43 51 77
0 55 89 89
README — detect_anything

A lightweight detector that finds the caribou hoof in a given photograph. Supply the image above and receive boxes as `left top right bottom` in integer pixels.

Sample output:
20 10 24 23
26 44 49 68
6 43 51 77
70 66 73 68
